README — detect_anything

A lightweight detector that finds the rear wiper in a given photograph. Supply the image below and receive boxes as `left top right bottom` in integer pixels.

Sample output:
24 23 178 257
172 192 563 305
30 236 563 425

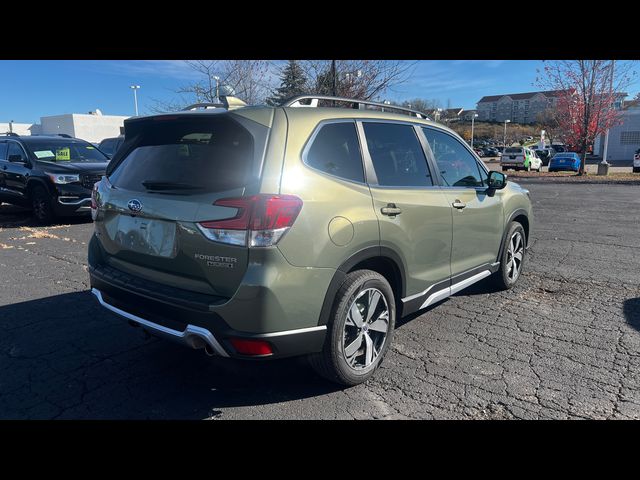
141 181 203 190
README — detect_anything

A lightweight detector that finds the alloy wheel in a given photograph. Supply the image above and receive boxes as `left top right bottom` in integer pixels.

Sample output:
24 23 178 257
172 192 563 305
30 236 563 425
342 288 389 370
506 231 524 282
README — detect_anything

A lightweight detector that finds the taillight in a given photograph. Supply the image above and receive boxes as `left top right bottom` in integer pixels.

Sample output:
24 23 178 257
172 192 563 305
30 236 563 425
197 194 303 247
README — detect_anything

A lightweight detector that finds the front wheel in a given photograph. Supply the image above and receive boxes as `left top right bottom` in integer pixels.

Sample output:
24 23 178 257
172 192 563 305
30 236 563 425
492 222 526 290
308 270 395 386
31 186 55 224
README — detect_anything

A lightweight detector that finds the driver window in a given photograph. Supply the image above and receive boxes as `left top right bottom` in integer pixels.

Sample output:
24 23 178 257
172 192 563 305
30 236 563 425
422 128 483 187
7 142 26 162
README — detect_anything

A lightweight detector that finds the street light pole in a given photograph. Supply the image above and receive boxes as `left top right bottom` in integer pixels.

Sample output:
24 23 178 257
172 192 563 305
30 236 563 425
599 60 615 175
471 113 478 148
503 119 511 147
213 76 220 98
130 85 141 116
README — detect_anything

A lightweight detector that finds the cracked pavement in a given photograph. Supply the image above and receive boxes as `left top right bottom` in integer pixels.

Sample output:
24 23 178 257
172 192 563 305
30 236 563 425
1 181 639 419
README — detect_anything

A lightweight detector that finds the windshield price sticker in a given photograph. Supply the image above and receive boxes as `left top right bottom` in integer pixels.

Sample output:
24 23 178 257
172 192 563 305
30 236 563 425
55 147 71 161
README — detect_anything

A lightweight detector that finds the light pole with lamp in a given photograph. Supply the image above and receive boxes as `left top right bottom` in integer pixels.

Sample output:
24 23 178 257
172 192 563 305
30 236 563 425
598 60 615 176
130 85 141 116
503 119 511 147
470 113 479 148
213 76 220 98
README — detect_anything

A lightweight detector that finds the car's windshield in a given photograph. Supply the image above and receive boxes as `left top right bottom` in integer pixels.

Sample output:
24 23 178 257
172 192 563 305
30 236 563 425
27 140 109 163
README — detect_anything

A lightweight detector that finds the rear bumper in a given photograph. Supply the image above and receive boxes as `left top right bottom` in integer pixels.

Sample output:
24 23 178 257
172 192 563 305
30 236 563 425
90 283 327 359
87 234 331 359
92 288 229 356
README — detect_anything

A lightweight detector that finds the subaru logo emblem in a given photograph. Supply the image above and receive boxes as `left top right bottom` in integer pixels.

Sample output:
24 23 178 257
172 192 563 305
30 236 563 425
127 199 142 213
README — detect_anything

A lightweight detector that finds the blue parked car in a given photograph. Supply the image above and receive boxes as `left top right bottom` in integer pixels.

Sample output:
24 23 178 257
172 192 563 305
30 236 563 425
548 152 581 172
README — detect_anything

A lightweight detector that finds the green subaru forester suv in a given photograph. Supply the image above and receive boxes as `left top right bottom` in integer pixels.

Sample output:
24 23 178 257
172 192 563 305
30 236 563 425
89 95 532 386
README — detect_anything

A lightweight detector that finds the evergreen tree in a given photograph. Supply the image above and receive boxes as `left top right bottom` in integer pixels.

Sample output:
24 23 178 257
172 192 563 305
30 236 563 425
266 60 308 106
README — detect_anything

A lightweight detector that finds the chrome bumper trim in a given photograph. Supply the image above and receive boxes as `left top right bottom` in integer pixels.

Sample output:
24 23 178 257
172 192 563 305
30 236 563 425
91 288 229 357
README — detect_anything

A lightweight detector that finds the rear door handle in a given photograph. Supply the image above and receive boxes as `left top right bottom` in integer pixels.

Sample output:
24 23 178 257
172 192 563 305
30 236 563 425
381 203 402 216
452 200 466 209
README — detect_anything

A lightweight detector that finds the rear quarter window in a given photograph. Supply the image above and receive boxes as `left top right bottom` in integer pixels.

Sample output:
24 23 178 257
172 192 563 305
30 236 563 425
304 121 364 183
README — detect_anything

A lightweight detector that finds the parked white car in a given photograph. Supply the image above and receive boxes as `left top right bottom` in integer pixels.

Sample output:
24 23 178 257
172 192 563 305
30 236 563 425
501 146 543 172
634 148 640 173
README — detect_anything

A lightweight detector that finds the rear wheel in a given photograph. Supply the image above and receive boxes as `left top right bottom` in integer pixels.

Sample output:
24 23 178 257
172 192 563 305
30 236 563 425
31 186 55 224
492 222 526 290
633 167 640 173
308 270 395 386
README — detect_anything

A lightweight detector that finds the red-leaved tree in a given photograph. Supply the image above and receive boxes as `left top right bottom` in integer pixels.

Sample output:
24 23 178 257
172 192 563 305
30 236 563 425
536 60 636 174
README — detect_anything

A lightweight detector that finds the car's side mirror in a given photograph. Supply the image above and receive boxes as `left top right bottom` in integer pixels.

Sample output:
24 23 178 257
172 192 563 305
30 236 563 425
488 170 507 190
8 154 26 164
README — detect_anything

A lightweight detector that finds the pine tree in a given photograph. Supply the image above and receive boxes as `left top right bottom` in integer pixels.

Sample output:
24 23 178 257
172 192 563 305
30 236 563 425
266 60 308 106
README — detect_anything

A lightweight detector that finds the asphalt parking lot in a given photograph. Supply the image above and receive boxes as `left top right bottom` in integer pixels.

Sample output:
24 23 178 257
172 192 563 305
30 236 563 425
1 181 639 419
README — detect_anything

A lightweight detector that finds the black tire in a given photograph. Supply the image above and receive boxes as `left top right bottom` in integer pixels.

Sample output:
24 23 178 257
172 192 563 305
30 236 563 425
633 167 640 173
30 186 55 224
492 222 526 290
308 270 396 386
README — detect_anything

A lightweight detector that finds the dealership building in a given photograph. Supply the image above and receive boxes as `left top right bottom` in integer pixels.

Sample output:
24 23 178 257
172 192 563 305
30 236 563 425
593 100 640 162
1 111 129 143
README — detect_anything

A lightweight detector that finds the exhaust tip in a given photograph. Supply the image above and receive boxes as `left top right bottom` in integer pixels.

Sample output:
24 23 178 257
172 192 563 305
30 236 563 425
204 344 215 356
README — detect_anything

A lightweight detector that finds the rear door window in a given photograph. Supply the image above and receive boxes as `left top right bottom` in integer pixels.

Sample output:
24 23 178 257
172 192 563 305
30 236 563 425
108 116 261 193
0 142 7 161
304 121 364 183
363 122 433 187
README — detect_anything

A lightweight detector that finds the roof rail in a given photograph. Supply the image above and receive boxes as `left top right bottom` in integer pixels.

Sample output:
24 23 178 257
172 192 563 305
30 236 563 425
281 95 431 120
1 132 20 137
182 96 248 112
57 133 72 138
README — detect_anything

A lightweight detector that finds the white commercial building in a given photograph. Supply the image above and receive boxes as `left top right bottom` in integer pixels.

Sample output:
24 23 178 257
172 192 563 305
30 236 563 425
1 111 130 143
593 100 640 162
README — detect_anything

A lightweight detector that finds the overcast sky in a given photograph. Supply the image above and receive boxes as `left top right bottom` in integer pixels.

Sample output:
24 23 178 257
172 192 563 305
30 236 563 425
1 60 638 124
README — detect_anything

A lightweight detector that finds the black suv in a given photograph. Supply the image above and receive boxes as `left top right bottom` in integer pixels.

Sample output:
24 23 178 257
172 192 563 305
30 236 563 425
0 133 109 222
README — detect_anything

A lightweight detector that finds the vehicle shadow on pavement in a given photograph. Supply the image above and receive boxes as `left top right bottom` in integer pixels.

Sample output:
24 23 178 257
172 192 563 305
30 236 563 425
0 291 343 419
623 298 640 332
0 203 92 229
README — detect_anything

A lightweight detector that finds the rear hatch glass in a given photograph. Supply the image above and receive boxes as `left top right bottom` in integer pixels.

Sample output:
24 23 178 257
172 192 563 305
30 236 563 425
96 113 270 298
504 148 523 155
109 116 259 193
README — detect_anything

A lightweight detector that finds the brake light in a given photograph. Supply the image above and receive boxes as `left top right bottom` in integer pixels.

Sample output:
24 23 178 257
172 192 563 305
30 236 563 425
197 194 303 247
229 338 273 356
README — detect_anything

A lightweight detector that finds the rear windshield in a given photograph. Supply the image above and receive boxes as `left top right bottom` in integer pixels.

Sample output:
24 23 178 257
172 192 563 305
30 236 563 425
109 116 259 193
28 140 108 163
504 147 523 154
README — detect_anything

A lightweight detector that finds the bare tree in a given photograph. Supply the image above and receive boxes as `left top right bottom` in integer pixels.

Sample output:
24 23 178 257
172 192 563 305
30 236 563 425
535 109 560 145
299 60 416 101
536 60 637 174
150 60 274 112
